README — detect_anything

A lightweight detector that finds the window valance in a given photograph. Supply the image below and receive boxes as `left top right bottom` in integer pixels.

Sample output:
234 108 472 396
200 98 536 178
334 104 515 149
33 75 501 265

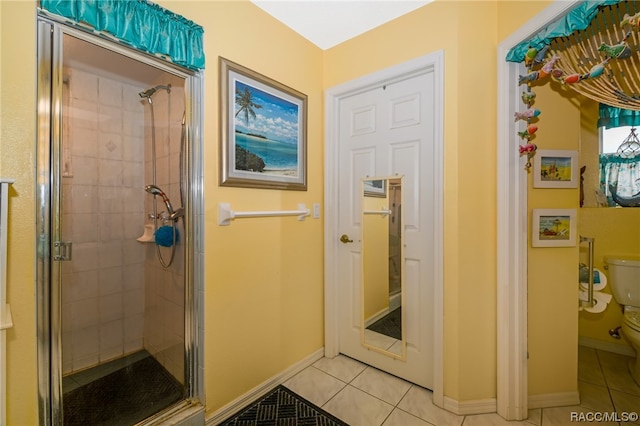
39 0 205 70
598 104 640 129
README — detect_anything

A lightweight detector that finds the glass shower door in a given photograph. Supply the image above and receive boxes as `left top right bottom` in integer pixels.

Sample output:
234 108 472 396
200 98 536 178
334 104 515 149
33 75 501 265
43 26 188 426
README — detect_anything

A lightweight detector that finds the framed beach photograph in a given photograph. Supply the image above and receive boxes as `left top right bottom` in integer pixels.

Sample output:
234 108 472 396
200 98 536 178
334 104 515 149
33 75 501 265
219 57 308 190
532 150 579 188
531 209 577 247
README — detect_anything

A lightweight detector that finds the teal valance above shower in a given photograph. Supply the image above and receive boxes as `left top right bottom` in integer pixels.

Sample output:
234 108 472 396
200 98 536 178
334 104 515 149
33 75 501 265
39 0 205 70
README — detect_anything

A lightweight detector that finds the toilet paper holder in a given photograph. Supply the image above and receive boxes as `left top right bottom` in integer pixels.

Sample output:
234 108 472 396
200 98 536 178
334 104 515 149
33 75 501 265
580 236 595 309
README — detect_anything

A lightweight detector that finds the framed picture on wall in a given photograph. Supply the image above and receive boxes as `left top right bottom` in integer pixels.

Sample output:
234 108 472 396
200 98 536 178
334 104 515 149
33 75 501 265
532 150 579 188
531 209 577 247
219 57 308 190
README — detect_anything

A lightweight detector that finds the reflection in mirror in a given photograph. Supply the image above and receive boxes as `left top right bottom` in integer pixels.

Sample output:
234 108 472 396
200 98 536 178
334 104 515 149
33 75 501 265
581 97 640 208
361 176 406 360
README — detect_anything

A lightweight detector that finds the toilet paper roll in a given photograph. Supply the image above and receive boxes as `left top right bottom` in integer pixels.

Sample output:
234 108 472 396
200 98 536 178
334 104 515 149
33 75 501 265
578 290 612 313
580 268 607 291
579 290 612 304
582 298 607 314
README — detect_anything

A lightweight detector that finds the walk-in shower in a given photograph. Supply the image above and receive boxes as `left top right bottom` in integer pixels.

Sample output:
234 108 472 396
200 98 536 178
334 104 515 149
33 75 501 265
37 17 203 425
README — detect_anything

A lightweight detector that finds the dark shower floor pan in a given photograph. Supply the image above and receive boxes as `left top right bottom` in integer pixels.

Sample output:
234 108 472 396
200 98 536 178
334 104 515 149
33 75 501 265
63 351 184 426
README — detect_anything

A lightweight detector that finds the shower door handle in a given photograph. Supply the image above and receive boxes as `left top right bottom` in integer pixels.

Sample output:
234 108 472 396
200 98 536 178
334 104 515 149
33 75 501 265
54 241 73 261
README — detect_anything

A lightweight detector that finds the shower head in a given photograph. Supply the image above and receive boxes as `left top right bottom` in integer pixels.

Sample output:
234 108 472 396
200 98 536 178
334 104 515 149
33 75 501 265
145 184 175 217
145 184 164 196
139 87 157 98
138 84 172 99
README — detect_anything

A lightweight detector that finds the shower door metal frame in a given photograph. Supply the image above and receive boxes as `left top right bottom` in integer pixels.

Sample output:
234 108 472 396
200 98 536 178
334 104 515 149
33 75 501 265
36 16 205 425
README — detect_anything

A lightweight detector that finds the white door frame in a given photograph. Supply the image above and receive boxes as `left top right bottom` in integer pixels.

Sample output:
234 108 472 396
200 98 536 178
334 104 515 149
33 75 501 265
324 50 444 407
496 0 581 420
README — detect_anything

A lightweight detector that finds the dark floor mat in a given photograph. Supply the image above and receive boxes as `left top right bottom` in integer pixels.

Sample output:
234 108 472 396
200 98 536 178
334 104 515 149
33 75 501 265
63 355 184 426
366 307 402 340
219 385 348 426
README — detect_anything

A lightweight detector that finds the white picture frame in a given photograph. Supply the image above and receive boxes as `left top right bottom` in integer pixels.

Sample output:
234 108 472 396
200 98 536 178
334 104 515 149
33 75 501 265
533 150 579 188
531 208 577 247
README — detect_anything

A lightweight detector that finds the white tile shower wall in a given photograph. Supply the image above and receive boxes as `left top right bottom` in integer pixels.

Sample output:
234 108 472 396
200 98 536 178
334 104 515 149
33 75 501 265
143 81 186 385
61 68 146 374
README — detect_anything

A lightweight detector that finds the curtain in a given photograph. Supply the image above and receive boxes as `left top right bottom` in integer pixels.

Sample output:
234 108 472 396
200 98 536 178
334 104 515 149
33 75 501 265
505 0 621 63
598 104 640 129
599 154 640 206
39 0 205 70
598 105 640 206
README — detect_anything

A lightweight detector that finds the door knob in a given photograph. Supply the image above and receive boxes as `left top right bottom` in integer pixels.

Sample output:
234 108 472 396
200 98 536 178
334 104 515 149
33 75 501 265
340 234 353 244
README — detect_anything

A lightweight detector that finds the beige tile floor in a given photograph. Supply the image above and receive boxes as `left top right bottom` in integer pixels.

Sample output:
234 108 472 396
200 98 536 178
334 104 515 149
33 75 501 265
283 346 640 425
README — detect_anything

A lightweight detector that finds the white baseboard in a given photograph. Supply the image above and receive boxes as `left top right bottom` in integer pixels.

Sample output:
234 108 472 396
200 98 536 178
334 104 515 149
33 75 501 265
364 298 401 328
443 396 496 415
528 391 580 409
578 336 636 357
389 292 401 311
205 348 324 425
364 307 390 328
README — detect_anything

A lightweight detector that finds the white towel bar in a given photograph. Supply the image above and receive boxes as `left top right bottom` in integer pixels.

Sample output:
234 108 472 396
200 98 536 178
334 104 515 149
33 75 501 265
363 207 392 217
218 202 310 226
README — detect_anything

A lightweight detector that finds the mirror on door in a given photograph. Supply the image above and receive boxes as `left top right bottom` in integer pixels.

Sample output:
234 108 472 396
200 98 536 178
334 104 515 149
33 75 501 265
361 176 406 360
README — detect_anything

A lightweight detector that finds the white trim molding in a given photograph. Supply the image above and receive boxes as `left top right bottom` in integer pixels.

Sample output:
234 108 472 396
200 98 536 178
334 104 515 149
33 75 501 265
443 397 497 416
528 392 581 410
497 0 583 421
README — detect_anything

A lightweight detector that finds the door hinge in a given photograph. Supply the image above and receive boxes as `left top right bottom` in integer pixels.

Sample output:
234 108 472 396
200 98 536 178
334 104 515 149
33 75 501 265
53 241 72 261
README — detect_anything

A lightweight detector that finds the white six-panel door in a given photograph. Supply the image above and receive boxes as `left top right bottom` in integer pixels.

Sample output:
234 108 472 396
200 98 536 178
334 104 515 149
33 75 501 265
325 52 443 391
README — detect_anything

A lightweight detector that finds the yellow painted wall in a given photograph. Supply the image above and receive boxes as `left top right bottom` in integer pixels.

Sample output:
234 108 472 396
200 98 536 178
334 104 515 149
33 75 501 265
157 0 325 414
325 0 552 402
578 98 640 351
579 208 640 348
324 0 484 402
1 0 325 419
1 1 39 424
526 66 640 398
497 0 554 40
0 0 587 421
363 194 390 320
526 81 580 397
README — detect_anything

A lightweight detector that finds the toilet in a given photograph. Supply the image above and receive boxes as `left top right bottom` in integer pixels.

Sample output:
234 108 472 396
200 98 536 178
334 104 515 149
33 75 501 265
604 256 640 385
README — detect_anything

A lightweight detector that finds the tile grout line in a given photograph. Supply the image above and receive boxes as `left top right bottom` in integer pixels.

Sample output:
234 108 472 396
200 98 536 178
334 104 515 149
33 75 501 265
314 362 416 426
314 346 638 426
309 365 350 411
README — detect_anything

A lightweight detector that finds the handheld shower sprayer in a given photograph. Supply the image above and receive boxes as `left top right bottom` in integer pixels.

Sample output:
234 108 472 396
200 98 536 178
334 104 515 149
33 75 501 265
145 184 183 220
145 184 174 214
